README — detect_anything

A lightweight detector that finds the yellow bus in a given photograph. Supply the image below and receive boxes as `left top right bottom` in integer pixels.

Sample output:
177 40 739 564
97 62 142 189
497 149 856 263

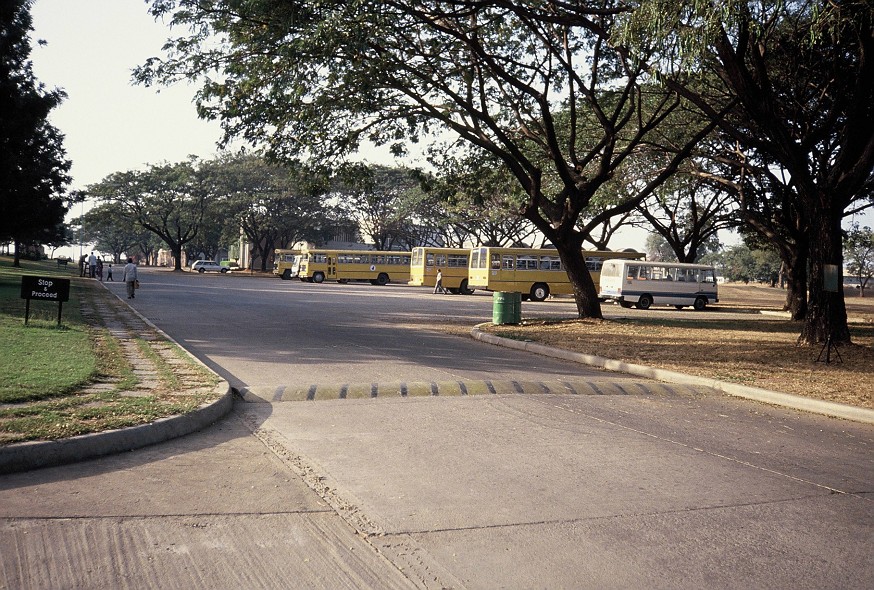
298 249 412 285
409 247 476 294
273 249 303 280
468 247 645 301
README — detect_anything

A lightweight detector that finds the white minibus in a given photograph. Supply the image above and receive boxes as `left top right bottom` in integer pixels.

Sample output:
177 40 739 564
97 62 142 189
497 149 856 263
599 260 719 310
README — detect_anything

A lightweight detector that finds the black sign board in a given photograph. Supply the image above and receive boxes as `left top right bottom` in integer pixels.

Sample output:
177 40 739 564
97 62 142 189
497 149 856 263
21 276 70 325
21 276 70 302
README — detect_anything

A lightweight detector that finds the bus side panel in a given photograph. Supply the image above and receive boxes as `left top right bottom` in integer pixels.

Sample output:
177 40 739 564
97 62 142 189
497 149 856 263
468 267 491 289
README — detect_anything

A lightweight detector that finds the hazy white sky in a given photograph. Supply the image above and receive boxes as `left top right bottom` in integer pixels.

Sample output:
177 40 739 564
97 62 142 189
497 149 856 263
29 0 224 190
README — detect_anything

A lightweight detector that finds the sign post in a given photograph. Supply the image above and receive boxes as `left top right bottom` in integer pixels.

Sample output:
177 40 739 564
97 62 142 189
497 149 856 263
20 276 71 326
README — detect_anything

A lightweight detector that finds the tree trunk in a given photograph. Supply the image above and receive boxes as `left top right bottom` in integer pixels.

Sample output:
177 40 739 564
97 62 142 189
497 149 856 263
799 210 850 345
560 247 602 319
172 243 184 271
12 241 22 267
781 248 808 320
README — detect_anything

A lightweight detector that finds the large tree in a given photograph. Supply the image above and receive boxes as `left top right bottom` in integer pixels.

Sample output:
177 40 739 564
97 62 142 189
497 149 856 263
88 159 212 271
424 149 544 248
334 165 424 251
619 0 874 344
137 0 718 318
0 0 71 266
212 154 332 271
74 203 142 264
636 172 736 263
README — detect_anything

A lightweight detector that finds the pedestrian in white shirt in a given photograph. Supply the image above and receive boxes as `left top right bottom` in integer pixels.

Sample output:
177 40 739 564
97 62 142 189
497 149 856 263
122 258 138 299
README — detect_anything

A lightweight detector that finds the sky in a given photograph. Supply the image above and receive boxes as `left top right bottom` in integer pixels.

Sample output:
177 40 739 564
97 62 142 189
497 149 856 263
26 0 870 260
28 0 414 258
29 0 225 190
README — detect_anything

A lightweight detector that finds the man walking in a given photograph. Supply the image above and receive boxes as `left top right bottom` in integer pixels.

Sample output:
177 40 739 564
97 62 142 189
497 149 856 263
122 258 138 299
434 268 448 294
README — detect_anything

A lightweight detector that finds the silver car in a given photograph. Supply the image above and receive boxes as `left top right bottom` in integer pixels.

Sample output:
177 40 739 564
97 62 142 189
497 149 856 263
191 260 228 273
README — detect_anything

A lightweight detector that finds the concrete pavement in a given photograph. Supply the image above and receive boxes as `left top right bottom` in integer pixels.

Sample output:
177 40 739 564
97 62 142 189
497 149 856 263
2 281 872 589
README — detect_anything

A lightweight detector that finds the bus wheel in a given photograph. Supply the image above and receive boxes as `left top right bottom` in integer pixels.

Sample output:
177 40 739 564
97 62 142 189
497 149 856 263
281 269 292 280
312 272 325 283
460 279 475 295
693 296 707 311
530 283 550 302
376 273 389 285
637 294 653 310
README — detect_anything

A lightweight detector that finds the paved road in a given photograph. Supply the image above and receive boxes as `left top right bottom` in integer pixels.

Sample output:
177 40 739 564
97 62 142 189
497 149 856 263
1 269 871 589
108 269 627 390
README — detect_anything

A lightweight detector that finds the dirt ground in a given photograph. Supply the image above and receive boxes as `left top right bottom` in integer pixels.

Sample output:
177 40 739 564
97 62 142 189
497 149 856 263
484 284 874 410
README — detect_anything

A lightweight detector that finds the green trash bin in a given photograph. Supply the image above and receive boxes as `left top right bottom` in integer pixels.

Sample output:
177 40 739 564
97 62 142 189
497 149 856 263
493 291 522 325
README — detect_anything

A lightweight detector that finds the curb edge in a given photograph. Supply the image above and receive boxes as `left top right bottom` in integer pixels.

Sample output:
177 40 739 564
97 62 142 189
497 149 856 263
471 324 874 425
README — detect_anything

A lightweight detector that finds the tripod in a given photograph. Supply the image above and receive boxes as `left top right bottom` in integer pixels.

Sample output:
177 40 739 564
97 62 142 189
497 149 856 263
816 336 842 364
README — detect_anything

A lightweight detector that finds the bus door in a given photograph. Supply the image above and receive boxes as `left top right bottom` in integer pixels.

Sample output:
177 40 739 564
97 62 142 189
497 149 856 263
327 255 337 279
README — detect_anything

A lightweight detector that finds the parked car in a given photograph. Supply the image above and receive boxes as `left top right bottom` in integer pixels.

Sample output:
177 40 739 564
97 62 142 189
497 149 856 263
191 260 228 273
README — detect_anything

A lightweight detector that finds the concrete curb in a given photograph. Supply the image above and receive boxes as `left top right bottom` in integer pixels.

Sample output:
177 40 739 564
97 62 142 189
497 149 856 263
0 385 233 475
471 324 874 425
0 282 235 475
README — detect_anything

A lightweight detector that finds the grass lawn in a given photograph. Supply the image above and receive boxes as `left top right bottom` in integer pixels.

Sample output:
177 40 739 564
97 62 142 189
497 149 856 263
0 258 94 403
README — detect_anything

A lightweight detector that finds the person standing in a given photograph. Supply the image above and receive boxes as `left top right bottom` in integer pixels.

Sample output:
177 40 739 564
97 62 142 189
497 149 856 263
122 258 138 299
434 268 447 294
106 264 114 281
88 252 97 278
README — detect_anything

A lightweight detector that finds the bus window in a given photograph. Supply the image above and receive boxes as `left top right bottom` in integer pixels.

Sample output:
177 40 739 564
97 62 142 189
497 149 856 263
491 254 501 270
426 253 435 267
540 255 561 270
448 254 467 268
517 255 538 270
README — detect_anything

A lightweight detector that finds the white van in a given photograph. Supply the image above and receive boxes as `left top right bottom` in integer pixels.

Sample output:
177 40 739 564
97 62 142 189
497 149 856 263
599 260 719 310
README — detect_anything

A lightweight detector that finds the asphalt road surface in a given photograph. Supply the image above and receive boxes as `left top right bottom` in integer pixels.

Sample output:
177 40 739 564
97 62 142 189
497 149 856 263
1 269 871 589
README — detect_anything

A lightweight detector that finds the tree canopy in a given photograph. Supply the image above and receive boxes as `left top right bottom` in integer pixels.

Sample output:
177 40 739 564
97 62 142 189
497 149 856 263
88 159 211 271
138 0 719 318
0 0 72 265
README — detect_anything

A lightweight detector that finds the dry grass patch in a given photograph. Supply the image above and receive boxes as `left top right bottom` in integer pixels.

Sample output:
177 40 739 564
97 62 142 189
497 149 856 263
480 284 874 410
